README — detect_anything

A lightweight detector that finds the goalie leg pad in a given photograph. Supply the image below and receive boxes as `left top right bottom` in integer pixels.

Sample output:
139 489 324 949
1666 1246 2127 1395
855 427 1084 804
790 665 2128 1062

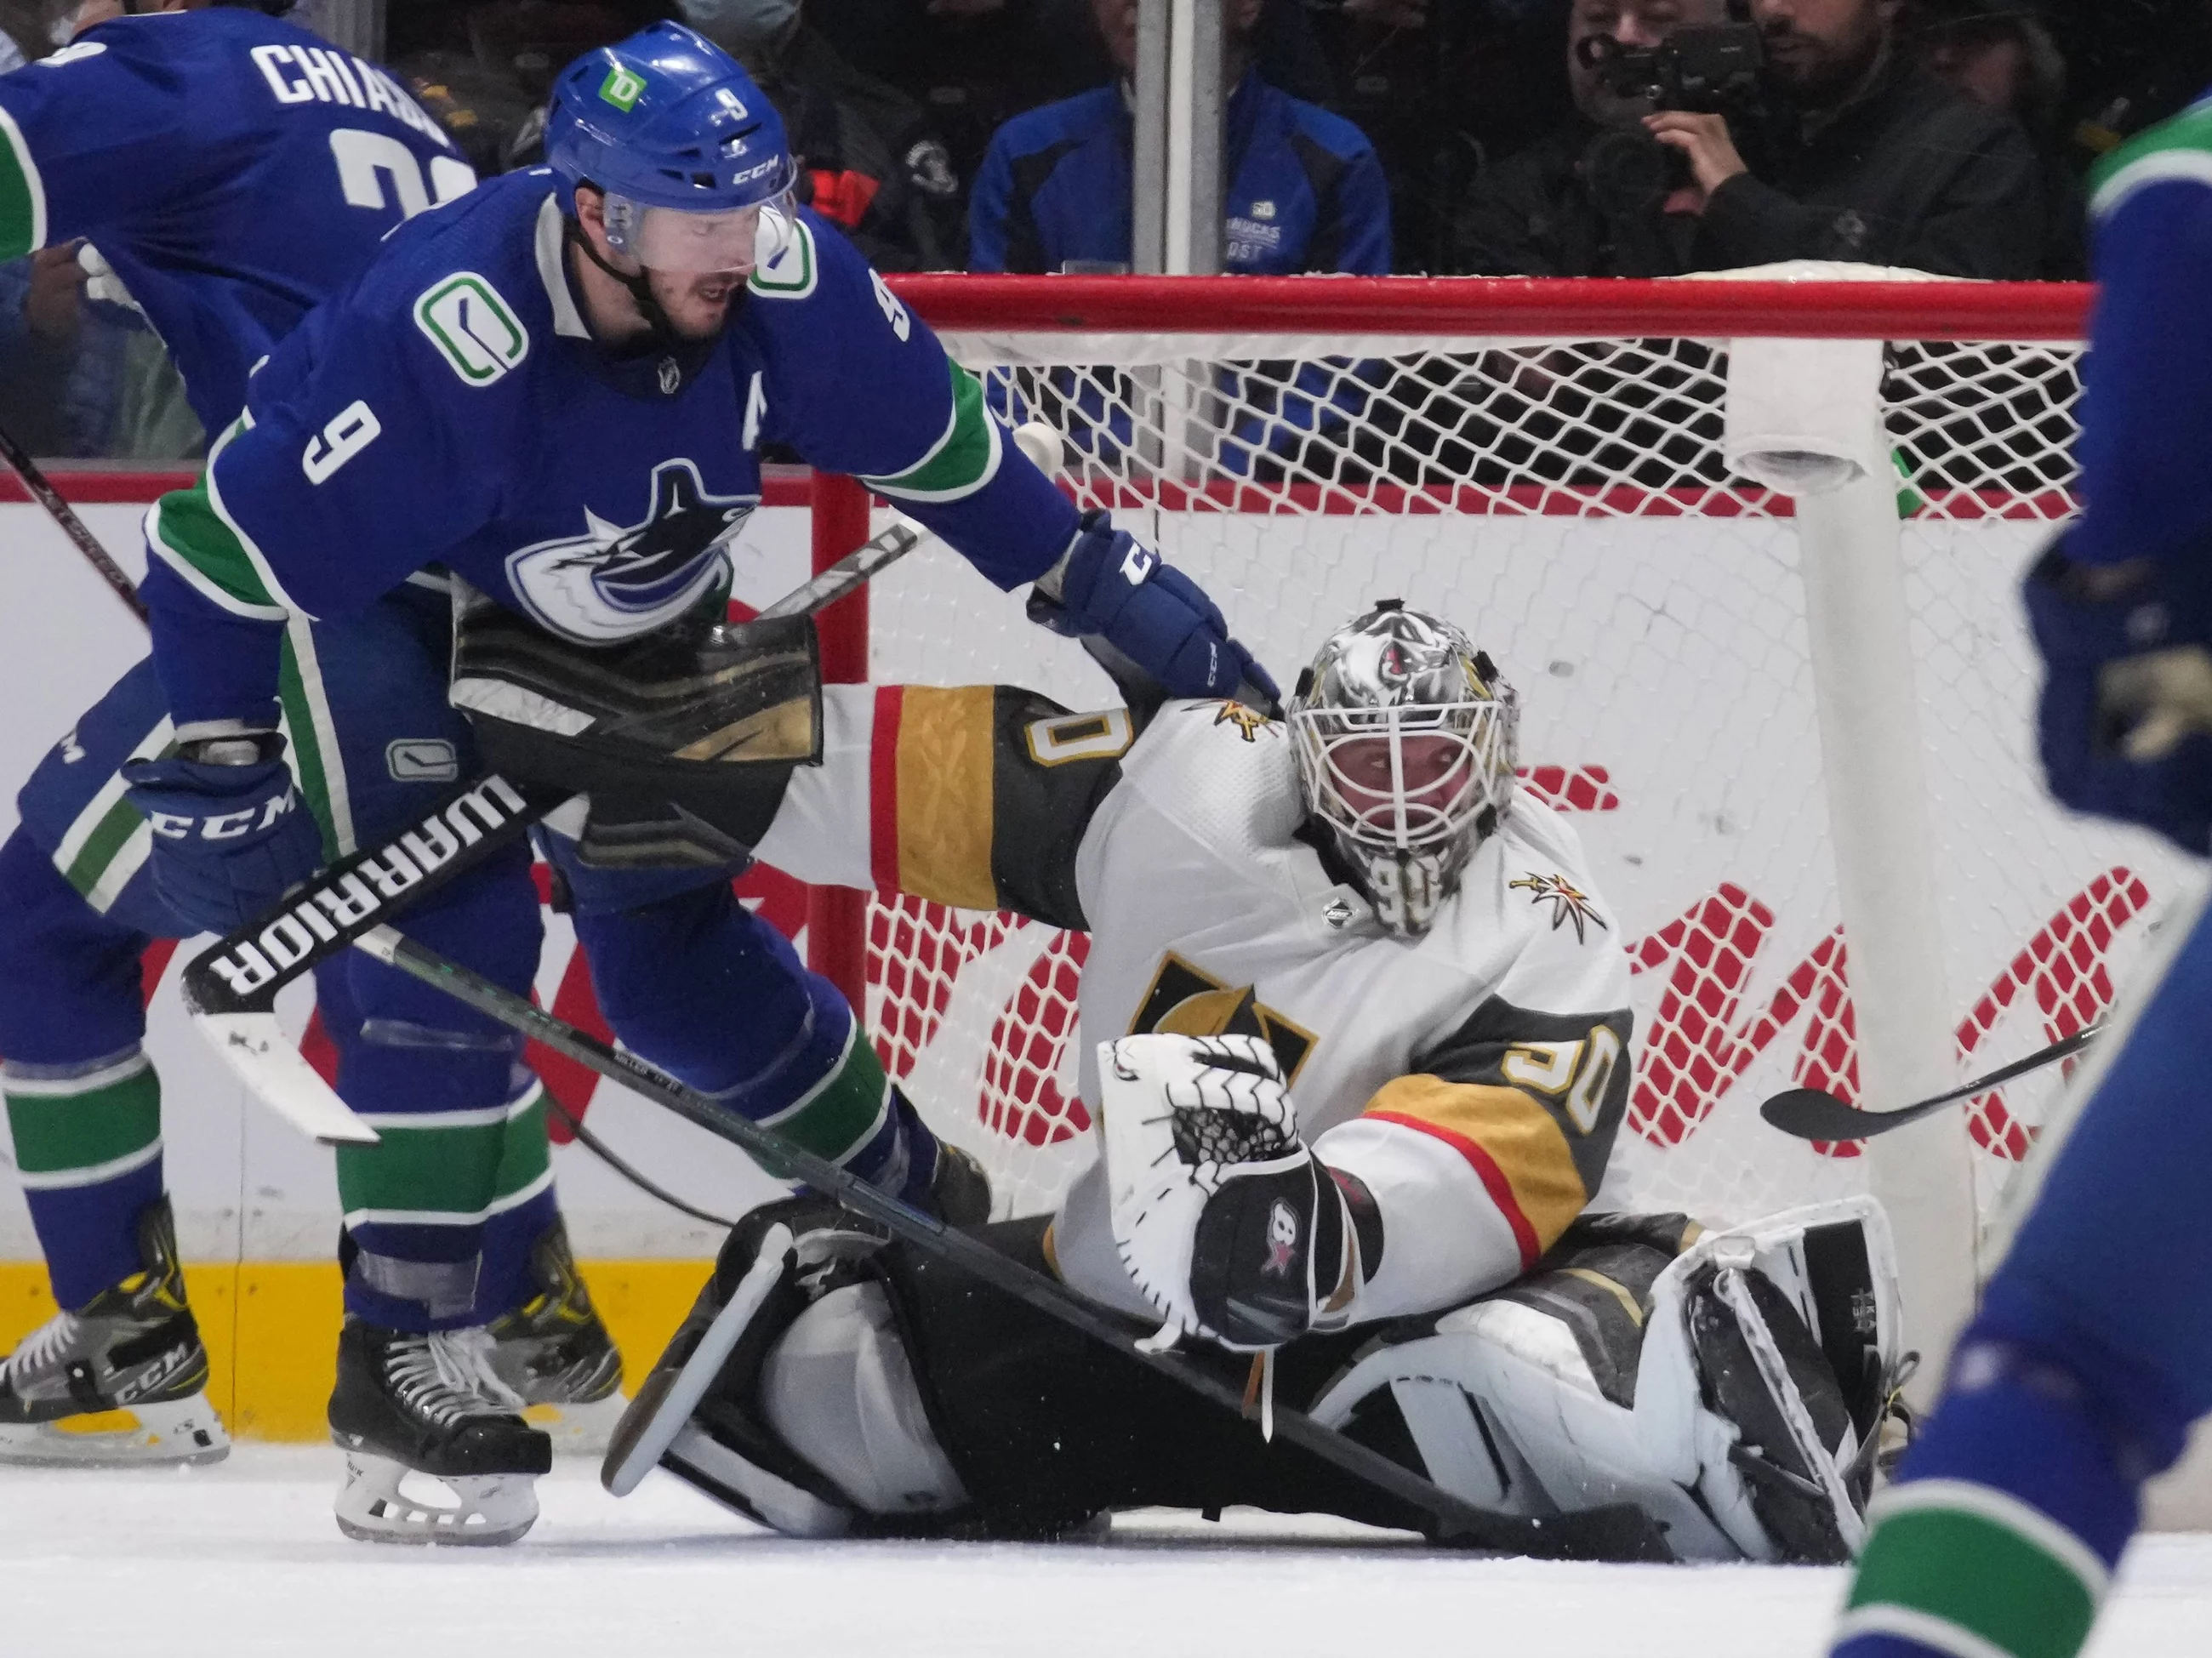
1308 1200 1904 1564
758 1280 970 1518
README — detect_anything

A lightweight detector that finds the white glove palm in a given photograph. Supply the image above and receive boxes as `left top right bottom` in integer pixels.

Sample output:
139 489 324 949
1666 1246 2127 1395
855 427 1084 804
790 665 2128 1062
1097 1033 1350 1352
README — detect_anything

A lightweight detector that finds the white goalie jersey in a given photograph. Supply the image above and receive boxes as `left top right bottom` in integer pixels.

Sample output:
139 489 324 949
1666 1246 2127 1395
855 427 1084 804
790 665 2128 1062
755 684 1637 1325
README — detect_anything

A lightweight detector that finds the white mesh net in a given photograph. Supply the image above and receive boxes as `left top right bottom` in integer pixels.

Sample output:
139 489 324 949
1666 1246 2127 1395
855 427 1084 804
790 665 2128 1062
852 303 2201 1246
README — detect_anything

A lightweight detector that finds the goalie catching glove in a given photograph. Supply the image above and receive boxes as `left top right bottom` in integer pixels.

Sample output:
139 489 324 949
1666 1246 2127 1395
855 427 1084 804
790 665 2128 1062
1099 1034 1361 1351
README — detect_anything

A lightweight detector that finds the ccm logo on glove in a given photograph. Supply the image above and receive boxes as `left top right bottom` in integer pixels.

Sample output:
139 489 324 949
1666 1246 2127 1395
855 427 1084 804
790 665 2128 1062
145 791 299 841
1120 541 1157 584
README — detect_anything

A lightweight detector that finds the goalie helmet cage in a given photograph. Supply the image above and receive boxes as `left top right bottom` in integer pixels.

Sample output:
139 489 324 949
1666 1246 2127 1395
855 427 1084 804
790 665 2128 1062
798 266 2165 1374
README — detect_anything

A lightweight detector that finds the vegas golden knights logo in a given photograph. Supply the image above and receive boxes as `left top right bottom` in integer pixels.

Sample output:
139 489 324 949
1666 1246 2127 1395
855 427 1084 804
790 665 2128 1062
1128 953 1317 1084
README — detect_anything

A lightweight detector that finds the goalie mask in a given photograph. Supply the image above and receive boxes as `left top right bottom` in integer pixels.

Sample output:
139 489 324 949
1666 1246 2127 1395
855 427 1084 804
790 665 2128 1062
1289 601 1517 937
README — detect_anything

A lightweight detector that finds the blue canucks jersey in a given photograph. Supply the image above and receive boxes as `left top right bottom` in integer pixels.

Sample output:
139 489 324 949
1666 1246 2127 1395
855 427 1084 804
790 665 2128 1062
138 169 1079 727
2072 96 2212 571
0 8 474 435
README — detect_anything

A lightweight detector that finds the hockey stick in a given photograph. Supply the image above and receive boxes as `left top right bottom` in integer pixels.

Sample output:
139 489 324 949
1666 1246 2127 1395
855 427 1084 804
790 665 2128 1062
204 914 1669 1562
0 418 150 622
1759 1023 2101 1143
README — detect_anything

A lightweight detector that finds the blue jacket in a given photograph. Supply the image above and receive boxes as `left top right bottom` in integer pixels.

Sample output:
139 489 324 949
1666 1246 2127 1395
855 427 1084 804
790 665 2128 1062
968 70 1390 275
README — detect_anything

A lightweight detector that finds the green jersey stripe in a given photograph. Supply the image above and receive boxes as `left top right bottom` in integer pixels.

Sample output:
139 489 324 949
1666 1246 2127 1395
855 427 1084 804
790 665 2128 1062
62 795 155 903
756 1019 895 1163
867 362 1004 504
334 1091 551 1215
278 624 351 859
342 1165 556 1231
6 1063 162 1176
493 1090 552 1199
49 715 172 875
1847 1498 2102 1658
83 820 152 916
2091 100 2212 218
148 479 288 618
0 103 47 260
16 1139 164 1192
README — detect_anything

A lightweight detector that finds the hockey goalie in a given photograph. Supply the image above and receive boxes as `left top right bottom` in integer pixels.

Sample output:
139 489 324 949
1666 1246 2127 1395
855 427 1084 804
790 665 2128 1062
498 600 1907 1560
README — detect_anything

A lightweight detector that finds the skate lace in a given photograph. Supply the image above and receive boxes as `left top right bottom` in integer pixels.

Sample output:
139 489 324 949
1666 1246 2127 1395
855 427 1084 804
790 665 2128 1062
432 1326 528 1411
3 1311 81 1384
384 1330 515 1427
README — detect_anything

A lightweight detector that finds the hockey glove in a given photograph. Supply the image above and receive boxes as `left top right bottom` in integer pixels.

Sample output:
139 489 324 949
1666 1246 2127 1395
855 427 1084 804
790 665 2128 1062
123 734 326 935
1097 1033 1358 1351
1030 511 1280 709
2024 536 2212 856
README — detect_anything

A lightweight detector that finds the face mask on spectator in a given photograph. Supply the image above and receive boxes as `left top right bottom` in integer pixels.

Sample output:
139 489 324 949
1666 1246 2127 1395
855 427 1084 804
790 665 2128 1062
679 0 802 57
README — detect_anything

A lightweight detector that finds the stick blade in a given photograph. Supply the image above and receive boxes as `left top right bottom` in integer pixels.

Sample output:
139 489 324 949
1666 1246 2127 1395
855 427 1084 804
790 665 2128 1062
1759 1087 1873 1143
196 1011 379 1145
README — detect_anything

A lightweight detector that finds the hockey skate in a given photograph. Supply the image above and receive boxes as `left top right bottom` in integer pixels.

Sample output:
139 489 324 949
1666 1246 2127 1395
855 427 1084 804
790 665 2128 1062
328 1318 553 1547
0 1196 229 1468
484 1220 627 1455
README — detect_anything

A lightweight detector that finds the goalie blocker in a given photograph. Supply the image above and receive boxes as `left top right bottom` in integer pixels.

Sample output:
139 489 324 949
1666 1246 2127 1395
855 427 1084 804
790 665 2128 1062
604 1193 1907 1561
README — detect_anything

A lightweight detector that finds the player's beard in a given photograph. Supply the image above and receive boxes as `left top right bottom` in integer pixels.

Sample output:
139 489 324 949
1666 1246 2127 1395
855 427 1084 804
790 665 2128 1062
644 266 748 343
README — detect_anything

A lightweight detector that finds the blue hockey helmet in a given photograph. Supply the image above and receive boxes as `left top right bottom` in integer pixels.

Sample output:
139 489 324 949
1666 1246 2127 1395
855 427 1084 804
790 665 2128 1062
546 23 796 269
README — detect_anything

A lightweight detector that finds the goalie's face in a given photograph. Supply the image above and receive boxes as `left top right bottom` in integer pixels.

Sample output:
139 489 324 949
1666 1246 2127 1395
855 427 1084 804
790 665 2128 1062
1297 704 1514 857
1290 604 1519 938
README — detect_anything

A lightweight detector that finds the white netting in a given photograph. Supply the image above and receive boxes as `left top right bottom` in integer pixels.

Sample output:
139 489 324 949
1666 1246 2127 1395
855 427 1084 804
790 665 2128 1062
855 307 2199 1245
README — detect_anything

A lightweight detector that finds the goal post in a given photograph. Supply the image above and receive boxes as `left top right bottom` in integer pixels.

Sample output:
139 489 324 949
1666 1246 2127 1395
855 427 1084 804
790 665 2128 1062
799 268 2164 1389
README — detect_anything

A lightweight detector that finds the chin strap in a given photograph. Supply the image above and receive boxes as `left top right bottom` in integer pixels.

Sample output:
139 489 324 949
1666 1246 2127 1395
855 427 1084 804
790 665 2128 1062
563 217 693 365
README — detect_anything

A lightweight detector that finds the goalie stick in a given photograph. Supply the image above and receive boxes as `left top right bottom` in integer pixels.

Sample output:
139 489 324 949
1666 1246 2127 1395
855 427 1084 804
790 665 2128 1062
185 905 1672 1561
1759 1023 2101 1143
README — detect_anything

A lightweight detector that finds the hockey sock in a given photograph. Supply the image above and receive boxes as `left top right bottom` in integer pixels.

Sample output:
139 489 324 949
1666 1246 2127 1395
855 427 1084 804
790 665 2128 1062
4 1049 165 1309
574 880 939 1197
1833 1339 2150 1658
0 829 168 1311
326 853 547 1333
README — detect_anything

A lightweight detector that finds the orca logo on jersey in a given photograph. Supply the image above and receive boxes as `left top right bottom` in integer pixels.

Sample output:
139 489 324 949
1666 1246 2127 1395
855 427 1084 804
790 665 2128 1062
505 459 756 644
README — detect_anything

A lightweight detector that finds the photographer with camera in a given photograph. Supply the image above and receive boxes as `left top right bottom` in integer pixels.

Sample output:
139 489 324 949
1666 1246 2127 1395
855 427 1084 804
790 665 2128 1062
1649 0 2045 276
1453 0 2045 279
1451 0 1736 276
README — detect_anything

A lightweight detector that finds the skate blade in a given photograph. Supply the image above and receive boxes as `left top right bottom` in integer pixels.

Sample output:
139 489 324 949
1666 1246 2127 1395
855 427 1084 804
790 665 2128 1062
0 1395 231 1468
524 1390 630 1456
333 1450 539 1547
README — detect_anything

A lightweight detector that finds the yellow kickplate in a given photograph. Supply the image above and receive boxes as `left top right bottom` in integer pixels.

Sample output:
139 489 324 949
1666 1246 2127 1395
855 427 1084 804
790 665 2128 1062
1 1257 710 1442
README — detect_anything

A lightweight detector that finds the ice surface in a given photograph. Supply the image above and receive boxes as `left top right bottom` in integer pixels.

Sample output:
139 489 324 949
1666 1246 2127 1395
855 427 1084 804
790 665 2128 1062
4 1446 2210 1658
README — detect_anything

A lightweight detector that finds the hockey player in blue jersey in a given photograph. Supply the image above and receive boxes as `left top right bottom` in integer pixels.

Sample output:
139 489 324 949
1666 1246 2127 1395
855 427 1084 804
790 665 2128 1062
1829 100 2212 1658
0 3 640 1490
126 20 1273 1544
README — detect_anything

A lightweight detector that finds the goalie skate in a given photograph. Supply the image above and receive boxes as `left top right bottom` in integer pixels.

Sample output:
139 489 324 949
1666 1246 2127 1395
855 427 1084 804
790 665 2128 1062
328 1319 551 1547
0 1197 229 1468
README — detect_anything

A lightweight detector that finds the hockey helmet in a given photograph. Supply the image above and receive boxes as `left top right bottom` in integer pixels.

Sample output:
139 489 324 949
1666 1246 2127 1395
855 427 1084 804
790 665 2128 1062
545 22 797 273
1289 601 1518 937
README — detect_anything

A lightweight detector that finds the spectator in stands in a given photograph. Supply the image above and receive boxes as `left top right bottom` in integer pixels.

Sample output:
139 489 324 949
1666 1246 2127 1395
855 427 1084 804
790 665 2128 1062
1644 0 2047 276
1451 0 1733 277
1907 0 2085 276
676 0 966 269
967 0 1390 274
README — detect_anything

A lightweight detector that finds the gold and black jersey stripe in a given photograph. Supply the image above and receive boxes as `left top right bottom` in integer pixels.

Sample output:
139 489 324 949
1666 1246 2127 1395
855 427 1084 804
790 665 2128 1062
869 686 1131 930
1360 995 1633 1270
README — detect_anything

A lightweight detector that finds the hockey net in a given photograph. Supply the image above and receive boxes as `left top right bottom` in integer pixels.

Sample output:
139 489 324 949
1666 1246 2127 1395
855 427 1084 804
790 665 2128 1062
827 270 2194 1273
